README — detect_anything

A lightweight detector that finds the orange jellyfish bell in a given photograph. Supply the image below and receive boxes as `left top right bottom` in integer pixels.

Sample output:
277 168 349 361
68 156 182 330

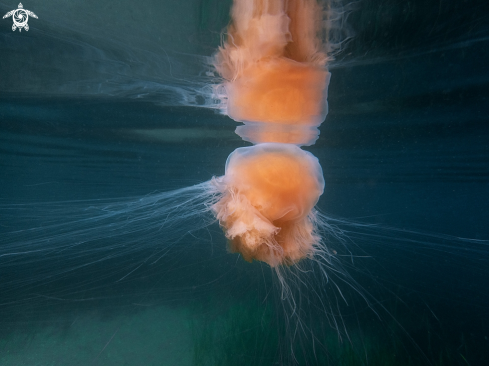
212 143 324 267
213 0 331 145
224 58 330 126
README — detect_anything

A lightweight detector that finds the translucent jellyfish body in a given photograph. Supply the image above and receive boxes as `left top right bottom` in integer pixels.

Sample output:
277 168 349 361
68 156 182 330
212 143 325 267
225 59 330 126
213 0 331 146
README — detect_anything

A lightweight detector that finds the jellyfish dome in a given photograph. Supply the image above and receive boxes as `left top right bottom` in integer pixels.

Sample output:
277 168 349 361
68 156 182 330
212 143 325 267
213 0 332 146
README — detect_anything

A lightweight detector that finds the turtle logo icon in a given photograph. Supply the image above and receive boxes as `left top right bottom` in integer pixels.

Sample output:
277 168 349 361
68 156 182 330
3 3 38 32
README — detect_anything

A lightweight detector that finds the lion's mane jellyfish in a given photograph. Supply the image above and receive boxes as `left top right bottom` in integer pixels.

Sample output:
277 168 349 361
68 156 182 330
213 0 331 146
212 143 324 267
211 0 332 266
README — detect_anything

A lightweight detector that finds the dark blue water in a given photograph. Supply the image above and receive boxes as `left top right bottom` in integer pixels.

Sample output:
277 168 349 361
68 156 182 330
1 1 489 365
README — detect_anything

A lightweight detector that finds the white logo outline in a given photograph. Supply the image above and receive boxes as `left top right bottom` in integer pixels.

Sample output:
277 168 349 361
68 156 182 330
3 3 38 32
